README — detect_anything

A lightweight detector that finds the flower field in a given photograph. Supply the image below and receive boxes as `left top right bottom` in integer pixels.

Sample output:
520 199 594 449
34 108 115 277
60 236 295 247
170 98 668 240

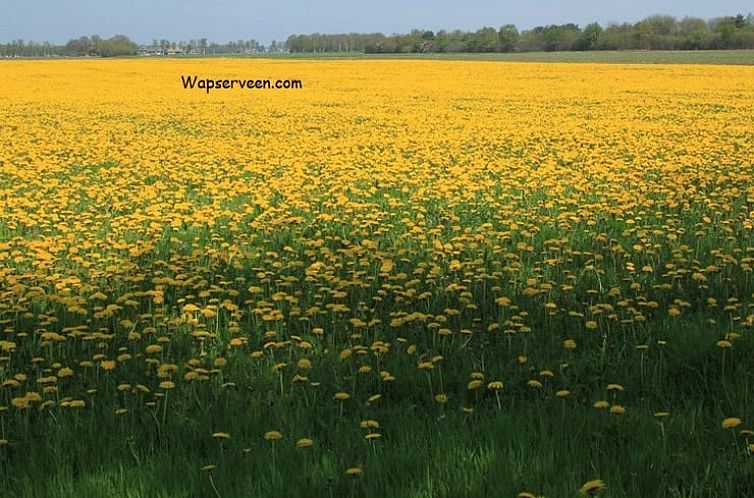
1 58 754 497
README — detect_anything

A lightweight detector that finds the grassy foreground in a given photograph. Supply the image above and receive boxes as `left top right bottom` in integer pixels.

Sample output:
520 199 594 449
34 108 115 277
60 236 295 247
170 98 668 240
251 49 754 65
1 59 753 497
4 305 754 498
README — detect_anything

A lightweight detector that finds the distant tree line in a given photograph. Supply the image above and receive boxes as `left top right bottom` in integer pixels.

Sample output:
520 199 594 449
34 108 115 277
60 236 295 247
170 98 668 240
0 35 279 57
2 13 753 57
286 14 754 53
141 38 273 55
0 34 139 57
0 39 60 57
62 35 139 57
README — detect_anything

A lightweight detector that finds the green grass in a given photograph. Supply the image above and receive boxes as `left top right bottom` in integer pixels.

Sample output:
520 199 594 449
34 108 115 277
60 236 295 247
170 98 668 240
1 209 754 497
221 49 754 65
3 320 754 498
7 49 753 65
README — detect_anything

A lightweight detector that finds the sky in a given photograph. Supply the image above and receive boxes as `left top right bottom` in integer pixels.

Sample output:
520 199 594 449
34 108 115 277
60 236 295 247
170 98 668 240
1 0 752 45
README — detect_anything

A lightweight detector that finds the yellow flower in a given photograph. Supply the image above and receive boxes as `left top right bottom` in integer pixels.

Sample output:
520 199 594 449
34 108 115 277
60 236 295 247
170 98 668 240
487 381 504 390
159 381 176 389
610 404 626 414
345 467 362 476
333 392 350 401
725 332 741 342
360 419 380 429
467 380 483 390
593 400 610 409
722 417 742 429
296 438 313 448
495 296 511 307
264 430 282 441
379 259 394 273
579 479 606 496
57 367 74 378
99 360 116 370
212 432 231 439
11 397 30 409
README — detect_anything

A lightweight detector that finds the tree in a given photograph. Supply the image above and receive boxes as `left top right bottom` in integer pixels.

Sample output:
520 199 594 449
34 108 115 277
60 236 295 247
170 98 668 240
580 22 603 50
720 23 736 46
634 15 679 49
498 24 519 52
540 24 581 51
95 35 138 57
678 17 709 49
477 26 500 51
64 36 92 56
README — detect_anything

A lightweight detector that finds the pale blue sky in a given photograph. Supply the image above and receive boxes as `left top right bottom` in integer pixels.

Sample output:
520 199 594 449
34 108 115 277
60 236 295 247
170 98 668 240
1 0 752 45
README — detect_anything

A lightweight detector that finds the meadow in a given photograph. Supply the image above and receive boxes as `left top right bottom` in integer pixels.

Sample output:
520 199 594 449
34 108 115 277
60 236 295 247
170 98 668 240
259 49 754 65
1 58 754 497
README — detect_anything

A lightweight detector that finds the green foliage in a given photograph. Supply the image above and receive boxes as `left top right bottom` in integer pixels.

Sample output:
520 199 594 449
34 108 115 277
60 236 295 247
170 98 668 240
4 13 754 58
285 14 754 54
96 35 139 57
59 34 138 57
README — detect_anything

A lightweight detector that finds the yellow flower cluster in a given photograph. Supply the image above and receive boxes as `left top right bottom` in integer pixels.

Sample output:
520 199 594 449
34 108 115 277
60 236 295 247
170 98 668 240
0 59 753 480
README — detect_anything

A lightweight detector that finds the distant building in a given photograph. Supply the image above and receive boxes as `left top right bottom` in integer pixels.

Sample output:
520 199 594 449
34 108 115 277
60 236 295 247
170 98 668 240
166 45 184 55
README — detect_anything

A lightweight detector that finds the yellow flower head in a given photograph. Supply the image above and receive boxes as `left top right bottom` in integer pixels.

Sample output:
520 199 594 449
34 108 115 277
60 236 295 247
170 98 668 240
264 430 282 441
722 417 742 429
579 479 606 496
345 467 363 477
296 438 313 448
